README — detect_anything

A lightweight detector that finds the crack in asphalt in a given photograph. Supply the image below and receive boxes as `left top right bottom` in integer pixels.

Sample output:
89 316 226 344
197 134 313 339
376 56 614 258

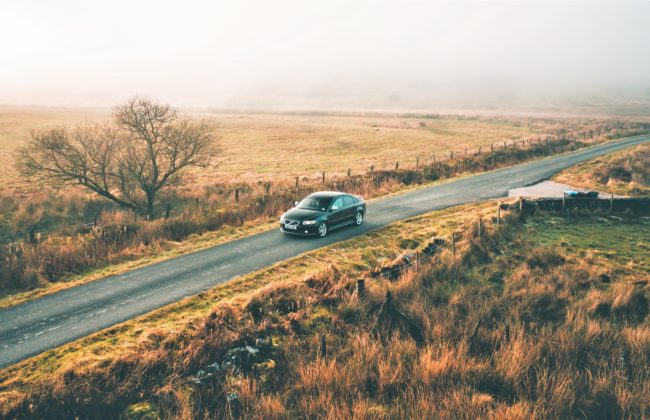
0 135 648 368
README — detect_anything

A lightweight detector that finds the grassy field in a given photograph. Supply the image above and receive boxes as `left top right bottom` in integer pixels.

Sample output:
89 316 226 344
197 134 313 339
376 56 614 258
0 106 593 192
554 143 650 197
1 200 648 418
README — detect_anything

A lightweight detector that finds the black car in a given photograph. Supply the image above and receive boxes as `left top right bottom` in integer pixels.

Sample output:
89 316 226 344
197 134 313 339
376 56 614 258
280 191 366 237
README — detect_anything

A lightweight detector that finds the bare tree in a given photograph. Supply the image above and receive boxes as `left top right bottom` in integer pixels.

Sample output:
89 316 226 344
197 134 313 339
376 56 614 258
18 97 215 219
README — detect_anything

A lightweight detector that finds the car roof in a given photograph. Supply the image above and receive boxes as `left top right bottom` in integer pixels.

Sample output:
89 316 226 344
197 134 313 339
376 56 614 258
307 191 346 198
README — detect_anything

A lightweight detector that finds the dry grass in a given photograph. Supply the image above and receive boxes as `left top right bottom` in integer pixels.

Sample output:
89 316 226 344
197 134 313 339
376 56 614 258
554 143 650 197
2 106 640 193
1 204 648 418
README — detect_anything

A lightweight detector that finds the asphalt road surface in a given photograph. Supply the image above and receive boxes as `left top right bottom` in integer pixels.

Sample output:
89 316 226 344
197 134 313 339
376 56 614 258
1 135 648 368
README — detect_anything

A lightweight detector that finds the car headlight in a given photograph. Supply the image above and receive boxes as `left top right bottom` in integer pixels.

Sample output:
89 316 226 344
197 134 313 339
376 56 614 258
280 215 285 223
302 220 316 225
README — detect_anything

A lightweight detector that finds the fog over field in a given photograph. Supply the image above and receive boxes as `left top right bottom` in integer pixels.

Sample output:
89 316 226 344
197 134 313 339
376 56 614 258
2 0 650 110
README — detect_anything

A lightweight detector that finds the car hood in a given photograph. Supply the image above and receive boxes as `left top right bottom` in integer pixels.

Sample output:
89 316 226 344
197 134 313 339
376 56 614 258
283 207 323 221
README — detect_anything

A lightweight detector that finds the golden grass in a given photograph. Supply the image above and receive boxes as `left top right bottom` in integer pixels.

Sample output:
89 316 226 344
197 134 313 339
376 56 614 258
0 201 498 405
0 106 577 192
554 143 650 197
2 202 648 418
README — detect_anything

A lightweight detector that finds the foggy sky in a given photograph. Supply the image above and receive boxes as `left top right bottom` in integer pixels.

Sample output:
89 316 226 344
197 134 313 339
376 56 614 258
2 0 650 109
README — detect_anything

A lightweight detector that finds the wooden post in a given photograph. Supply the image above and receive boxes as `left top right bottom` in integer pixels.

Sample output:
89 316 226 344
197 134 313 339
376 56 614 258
370 164 374 172
503 141 507 149
562 192 566 211
491 143 494 152
395 161 399 170
265 183 271 194
609 194 614 213
415 251 420 271
497 204 501 229
356 278 366 297
347 168 351 177
464 148 467 157
477 146 481 155
322 171 326 183
195 197 199 210
29 228 36 245
451 233 456 257
320 334 327 358
450 151 454 159
416 156 419 169
519 197 525 213
478 218 482 239
385 290 392 306
235 188 239 202
295 176 299 187
627 157 632 168
165 203 171 219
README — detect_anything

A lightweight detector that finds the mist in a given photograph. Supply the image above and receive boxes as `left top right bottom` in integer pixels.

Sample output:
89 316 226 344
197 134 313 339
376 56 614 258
2 0 650 110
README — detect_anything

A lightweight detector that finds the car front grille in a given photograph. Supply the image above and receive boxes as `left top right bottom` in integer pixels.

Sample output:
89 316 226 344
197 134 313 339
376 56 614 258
284 219 300 227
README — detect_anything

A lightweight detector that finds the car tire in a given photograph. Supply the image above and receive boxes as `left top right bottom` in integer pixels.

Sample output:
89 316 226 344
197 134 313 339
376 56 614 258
354 211 364 226
317 222 328 237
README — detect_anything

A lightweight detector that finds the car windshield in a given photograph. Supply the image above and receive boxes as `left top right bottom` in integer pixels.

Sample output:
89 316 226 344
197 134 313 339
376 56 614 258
297 196 333 211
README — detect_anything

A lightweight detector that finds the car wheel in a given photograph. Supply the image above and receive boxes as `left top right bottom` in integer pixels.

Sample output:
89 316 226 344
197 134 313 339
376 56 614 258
354 211 364 226
317 222 328 237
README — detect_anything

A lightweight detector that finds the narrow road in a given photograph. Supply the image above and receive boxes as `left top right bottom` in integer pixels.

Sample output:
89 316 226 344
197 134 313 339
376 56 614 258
1 135 648 368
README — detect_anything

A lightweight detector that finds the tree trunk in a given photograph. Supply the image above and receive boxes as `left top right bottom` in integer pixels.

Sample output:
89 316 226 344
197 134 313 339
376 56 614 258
146 190 156 220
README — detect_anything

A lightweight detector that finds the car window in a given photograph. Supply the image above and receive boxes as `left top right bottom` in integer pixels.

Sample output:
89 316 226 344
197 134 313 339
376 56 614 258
298 196 332 211
331 197 344 209
342 196 355 206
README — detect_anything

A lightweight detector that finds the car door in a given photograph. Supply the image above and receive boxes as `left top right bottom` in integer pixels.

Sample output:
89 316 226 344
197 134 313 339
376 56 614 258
342 195 357 221
328 196 346 226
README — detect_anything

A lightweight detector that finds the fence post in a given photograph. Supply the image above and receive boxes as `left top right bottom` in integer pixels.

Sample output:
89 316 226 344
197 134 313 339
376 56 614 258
415 251 420 271
347 168 351 177
450 151 453 160
497 204 501 229
235 188 239 202
370 165 374 172
562 193 566 211
609 194 614 213
295 176 299 187
29 228 36 245
477 146 481 155
395 161 399 170
165 203 171 219
503 141 507 149
519 197 525 213
478 218 482 239
320 334 327 358
322 172 326 183
357 278 366 297
451 233 456 257
491 143 494 152
416 156 419 169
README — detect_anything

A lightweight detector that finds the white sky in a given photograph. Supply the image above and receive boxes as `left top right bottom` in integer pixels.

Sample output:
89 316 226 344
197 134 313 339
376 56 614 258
1 0 649 108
